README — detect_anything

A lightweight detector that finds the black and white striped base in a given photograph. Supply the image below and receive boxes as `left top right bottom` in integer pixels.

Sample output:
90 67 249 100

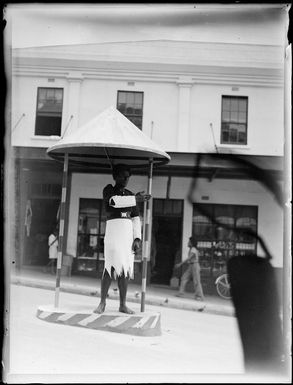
36 305 162 336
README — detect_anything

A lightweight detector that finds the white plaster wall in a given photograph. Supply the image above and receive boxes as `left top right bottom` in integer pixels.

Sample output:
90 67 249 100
78 78 178 150
66 173 283 268
12 72 283 156
189 83 284 155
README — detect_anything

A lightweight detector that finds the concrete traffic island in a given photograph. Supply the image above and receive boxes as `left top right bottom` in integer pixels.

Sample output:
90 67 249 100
36 305 162 336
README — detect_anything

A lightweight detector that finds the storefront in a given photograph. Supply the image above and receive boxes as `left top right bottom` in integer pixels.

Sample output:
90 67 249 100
62 166 283 293
14 147 283 296
14 149 63 268
71 196 184 286
191 203 258 293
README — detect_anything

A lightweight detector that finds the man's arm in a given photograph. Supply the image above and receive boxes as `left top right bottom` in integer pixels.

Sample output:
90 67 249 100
175 249 196 268
175 258 188 268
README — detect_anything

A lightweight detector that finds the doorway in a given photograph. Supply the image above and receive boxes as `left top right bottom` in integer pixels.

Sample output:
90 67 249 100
150 199 183 285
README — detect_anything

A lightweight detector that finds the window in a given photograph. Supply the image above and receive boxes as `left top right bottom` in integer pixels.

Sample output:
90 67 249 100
153 199 183 216
117 91 143 129
221 96 248 145
75 199 106 274
35 88 63 136
192 203 257 276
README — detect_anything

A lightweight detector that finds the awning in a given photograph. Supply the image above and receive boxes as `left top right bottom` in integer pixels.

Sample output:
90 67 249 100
47 106 170 168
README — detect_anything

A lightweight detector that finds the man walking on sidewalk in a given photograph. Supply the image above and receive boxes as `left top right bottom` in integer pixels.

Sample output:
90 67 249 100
175 236 205 302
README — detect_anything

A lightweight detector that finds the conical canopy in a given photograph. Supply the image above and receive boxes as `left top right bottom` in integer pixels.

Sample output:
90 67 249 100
47 106 170 168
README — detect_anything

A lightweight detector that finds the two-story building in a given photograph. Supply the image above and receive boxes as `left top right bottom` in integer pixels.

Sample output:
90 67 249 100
9 4 288 294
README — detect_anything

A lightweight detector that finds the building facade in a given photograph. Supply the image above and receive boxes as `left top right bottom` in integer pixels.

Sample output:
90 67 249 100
9 5 287 294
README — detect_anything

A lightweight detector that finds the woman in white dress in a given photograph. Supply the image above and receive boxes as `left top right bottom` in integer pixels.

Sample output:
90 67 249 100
94 164 150 314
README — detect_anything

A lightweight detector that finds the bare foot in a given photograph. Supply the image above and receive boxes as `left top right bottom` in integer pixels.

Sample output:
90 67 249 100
119 305 134 314
94 302 106 314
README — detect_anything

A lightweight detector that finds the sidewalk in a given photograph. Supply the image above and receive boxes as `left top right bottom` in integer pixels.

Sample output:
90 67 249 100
10 266 235 317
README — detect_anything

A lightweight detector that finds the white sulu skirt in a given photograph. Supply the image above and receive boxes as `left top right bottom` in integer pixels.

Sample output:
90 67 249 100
104 218 135 279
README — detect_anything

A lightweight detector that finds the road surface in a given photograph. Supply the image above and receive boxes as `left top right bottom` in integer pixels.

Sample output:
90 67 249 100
5 284 245 383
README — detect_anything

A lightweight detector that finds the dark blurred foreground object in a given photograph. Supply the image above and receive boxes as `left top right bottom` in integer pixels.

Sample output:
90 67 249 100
228 255 284 375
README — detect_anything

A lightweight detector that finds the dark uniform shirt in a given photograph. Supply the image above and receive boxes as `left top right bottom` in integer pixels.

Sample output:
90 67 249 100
103 184 140 220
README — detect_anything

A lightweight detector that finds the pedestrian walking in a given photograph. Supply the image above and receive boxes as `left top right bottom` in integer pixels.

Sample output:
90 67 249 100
94 164 150 314
175 236 205 301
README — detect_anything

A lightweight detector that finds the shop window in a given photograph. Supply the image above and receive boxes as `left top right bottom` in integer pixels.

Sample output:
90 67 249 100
24 198 61 265
75 198 106 274
153 199 183 216
153 199 163 215
192 206 215 240
192 203 257 277
164 200 173 215
172 200 182 215
117 91 143 129
35 87 63 136
221 96 248 145
235 206 257 244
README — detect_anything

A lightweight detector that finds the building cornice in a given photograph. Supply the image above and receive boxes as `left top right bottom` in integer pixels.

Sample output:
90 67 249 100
12 40 284 64
12 40 284 87
12 63 283 88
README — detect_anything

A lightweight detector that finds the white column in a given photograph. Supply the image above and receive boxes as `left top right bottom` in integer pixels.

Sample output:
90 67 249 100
176 77 193 151
65 73 83 134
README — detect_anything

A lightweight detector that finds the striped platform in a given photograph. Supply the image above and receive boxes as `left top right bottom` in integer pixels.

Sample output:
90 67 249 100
36 305 162 336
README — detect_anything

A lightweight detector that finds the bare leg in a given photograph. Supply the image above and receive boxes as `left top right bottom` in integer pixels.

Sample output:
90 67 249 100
94 271 112 314
118 273 134 314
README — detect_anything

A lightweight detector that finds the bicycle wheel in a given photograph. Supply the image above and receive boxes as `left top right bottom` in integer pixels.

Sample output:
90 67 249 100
216 274 231 299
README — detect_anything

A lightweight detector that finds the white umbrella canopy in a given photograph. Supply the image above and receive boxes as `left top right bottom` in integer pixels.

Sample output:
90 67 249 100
47 106 170 168
47 106 169 310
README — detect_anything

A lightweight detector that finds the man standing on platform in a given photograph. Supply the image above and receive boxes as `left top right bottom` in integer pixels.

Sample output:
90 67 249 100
94 164 150 314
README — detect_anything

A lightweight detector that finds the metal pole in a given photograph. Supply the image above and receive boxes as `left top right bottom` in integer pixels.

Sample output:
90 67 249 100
141 159 153 312
54 153 69 308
